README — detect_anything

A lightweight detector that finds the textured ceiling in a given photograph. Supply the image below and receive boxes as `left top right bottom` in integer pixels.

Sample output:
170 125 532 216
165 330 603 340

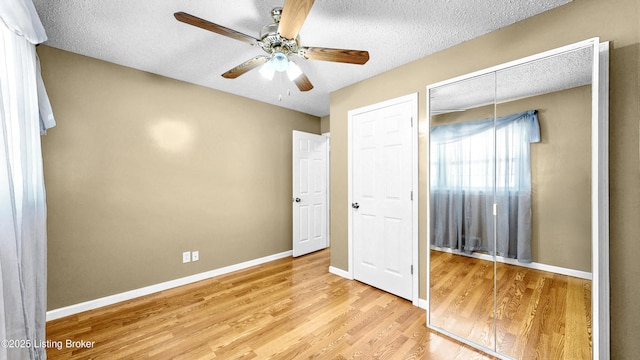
430 45 593 113
33 0 572 117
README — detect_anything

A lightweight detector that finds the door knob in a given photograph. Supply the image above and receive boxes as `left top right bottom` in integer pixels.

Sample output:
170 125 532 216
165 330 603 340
352 202 360 209
294 197 301 203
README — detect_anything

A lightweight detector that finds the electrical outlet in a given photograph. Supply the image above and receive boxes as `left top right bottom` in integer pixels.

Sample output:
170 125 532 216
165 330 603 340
182 251 191 263
192 251 199 262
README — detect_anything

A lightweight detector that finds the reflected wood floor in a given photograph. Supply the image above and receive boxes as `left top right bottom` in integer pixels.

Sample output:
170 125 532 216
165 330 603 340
430 250 592 360
46 249 494 360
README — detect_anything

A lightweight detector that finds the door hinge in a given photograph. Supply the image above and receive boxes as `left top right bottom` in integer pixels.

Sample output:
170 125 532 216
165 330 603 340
493 203 498 216
410 117 414 127
411 265 414 275
410 191 413 201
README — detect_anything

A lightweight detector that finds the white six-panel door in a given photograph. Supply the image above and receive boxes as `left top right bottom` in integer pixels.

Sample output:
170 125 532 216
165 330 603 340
292 131 328 257
350 94 416 300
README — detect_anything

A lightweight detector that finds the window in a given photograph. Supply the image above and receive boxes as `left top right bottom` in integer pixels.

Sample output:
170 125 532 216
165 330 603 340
430 110 539 193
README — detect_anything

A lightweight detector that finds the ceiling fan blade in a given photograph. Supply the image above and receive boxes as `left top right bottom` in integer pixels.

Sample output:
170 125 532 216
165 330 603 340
293 72 314 92
278 0 315 39
222 56 269 79
300 47 370 65
174 12 259 46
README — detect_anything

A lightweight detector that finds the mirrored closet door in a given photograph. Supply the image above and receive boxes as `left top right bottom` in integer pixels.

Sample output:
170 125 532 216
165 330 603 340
428 71 497 350
426 38 609 360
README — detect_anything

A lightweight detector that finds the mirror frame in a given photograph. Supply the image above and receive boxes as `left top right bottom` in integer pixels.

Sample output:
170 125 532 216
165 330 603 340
425 37 610 360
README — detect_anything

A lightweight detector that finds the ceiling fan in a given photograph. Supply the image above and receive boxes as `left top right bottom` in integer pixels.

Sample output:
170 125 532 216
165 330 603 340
174 0 370 92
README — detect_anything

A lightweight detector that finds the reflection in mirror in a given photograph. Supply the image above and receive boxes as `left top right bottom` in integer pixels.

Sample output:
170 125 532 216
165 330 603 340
428 72 496 350
428 44 596 359
494 46 593 359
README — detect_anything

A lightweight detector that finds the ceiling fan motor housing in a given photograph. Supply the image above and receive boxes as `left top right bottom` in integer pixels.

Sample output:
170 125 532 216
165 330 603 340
260 8 299 57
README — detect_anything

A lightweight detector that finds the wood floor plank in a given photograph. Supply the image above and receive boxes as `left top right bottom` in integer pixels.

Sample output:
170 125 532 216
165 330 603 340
47 249 498 359
47 249 589 359
430 250 592 360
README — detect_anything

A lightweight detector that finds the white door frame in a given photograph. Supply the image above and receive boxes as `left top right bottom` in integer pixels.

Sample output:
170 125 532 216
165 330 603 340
322 132 331 247
347 93 419 306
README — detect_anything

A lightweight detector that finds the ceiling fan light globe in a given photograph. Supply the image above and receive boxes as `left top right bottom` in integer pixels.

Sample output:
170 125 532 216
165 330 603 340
287 61 303 81
259 62 275 80
272 52 289 72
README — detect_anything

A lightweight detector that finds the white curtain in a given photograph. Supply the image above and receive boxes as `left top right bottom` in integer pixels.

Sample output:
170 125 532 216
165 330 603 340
0 1 54 358
430 110 539 262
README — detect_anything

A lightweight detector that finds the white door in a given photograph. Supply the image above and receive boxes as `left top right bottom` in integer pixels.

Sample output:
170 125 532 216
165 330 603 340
350 95 416 300
292 131 328 257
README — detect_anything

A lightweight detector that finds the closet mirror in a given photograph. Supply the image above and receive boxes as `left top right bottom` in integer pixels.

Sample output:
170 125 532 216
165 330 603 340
426 38 609 360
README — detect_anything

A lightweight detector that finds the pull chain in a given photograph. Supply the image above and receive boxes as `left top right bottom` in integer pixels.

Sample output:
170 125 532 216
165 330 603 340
277 72 292 101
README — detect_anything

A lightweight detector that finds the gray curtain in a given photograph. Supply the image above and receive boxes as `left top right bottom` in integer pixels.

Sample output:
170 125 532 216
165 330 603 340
431 190 532 261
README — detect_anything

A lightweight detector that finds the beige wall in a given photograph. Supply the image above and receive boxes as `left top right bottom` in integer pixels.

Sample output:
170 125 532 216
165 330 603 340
329 0 639 357
38 46 320 310
320 115 330 134
433 85 592 272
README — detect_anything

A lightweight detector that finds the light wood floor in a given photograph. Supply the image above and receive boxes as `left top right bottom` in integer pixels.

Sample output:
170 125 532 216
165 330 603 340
46 249 495 360
430 250 592 360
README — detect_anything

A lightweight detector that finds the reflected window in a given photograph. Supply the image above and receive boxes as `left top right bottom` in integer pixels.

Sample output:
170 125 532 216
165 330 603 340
430 110 540 261
430 110 539 192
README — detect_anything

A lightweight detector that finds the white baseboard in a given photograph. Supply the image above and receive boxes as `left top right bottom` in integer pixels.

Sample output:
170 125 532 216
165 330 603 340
418 298 428 310
46 250 293 322
329 266 353 280
431 246 592 280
